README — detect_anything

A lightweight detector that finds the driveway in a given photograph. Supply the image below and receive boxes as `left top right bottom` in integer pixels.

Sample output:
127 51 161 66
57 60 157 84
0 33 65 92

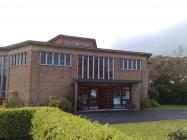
77 110 187 124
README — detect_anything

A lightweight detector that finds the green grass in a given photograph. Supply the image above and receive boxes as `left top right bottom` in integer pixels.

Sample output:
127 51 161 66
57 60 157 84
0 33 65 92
146 104 187 110
111 120 187 140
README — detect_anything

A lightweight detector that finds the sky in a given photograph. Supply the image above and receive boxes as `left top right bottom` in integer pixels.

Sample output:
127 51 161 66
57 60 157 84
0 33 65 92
0 0 187 50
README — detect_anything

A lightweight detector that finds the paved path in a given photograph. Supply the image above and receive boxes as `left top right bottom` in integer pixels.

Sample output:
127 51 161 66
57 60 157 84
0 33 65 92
77 110 187 124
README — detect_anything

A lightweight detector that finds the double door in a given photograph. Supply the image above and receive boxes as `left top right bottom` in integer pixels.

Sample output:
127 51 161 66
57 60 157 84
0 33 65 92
98 88 113 109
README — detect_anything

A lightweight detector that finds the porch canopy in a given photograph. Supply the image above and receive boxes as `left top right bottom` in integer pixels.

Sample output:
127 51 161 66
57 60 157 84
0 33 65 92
76 79 142 84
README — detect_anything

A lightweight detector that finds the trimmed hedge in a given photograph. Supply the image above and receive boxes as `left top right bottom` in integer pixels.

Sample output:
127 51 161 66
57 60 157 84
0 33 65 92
0 108 33 138
0 107 132 140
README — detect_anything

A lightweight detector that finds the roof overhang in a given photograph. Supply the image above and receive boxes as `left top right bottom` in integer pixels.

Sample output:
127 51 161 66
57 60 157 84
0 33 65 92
76 79 142 84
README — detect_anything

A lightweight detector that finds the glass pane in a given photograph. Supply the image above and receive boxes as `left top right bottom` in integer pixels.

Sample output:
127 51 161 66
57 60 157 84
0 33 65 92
20 53 23 65
89 89 98 110
24 52 27 64
47 52 53 64
60 53 65 65
54 53 59 65
13 55 16 66
120 58 123 69
133 59 137 70
124 58 128 69
66 54 71 66
94 56 98 79
113 89 121 109
41 52 46 64
109 58 113 79
137 60 141 70
78 55 82 79
104 58 108 79
84 56 88 79
89 56 93 79
99 57 103 79
128 59 132 69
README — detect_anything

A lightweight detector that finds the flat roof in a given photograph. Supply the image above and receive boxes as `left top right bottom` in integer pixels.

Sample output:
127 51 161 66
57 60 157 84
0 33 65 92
76 79 142 84
1 40 152 57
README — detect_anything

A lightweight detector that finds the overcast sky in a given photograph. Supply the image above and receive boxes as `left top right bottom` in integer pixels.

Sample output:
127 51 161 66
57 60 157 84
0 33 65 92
0 0 187 49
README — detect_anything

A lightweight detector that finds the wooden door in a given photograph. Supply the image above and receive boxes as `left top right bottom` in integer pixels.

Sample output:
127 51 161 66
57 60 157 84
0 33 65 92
98 88 113 109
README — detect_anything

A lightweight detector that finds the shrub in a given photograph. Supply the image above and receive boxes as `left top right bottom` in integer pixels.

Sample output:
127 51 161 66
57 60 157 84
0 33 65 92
0 107 132 140
140 97 160 109
3 97 24 108
167 127 187 140
32 107 130 140
49 96 72 112
0 108 33 138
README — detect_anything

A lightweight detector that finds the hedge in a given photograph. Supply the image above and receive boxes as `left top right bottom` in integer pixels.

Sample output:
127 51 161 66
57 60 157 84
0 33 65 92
0 107 132 140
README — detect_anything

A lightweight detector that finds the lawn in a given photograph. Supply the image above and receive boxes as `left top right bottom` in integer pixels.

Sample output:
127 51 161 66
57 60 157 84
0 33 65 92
111 120 187 140
146 104 187 110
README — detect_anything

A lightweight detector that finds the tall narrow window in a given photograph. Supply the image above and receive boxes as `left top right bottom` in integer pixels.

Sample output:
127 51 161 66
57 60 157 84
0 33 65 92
84 56 88 79
78 55 82 79
104 58 108 79
54 53 59 65
137 60 141 70
47 52 53 65
66 54 71 66
13 55 16 66
60 53 65 65
109 58 113 79
133 59 137 70
20 53 23 65
99 57 103 79
16 54 19 66
89 56 93 79
10 55 13 67
128 59 132 70
120 58 123 69
41 52 46 64
94 56 98 79
124 58 128 69
23 52 27 64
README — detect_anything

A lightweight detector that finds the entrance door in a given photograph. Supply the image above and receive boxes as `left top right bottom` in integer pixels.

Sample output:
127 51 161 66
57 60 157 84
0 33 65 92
98 88 113 109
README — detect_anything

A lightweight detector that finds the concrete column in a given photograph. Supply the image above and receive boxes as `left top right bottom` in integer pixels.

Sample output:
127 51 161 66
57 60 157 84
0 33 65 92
74 81 78 112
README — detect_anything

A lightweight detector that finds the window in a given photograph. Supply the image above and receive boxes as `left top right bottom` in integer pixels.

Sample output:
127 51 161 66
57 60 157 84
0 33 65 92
137 60 141 70
41 52 46 64
78 55 83 79
10 55 13 67
54 53 59 65
99 57 103 79
128 59 132 69
89 56 93 79
66 54 71 66
94 56 98 79
104 58 108 79
109 58 113 79
40 51 72 67
120 58 141 70
47 52 53 65
77 55 114 80
84 56 88 78
124 58 128 69
60 53 65 65
10 52 27 67
133 59 137 70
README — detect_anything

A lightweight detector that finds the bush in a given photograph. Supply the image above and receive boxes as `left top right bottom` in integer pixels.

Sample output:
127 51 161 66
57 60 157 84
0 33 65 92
140 97 160 109
0 107 131 140
0 108 33 138
167 127 187 140
49 96 72 112
3 97 24 108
